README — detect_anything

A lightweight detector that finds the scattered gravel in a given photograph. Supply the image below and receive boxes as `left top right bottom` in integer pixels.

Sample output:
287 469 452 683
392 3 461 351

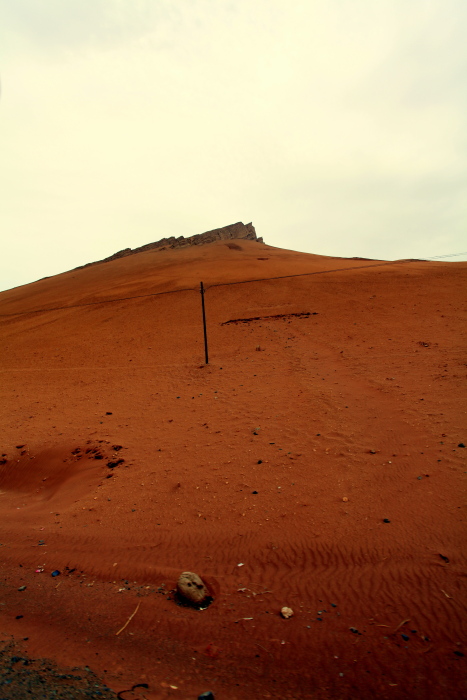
0 642 117 699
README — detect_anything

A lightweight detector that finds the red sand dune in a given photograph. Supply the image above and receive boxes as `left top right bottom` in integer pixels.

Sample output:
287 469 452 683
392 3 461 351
0 239 466 699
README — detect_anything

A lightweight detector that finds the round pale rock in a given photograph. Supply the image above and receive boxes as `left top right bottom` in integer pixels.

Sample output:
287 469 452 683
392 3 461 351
177 571 208 604
280 606 294 619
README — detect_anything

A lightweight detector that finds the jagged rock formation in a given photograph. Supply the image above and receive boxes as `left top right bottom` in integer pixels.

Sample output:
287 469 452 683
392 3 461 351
79 222 262 269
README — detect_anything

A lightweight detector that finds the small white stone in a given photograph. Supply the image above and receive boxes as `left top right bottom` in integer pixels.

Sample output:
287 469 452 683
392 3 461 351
281 606 294 619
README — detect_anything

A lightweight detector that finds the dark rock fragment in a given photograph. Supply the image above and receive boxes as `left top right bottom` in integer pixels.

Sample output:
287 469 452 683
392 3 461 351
107 459 125 469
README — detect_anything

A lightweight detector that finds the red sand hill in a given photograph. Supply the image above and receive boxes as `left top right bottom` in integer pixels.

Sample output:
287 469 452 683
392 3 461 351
0 239 466 699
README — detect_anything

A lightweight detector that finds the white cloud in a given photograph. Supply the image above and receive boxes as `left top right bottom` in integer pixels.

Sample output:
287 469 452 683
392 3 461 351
0 0 466 291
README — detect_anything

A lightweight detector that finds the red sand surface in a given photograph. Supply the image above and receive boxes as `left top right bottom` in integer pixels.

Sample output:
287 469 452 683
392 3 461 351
0 239 466 699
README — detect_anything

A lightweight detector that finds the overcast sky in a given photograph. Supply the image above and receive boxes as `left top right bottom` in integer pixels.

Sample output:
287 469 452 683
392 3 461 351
0 0 466 292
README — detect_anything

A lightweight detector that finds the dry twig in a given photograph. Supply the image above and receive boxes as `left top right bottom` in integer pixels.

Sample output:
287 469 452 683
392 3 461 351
393 618 410 632
116 601 141 636
255 643 273 657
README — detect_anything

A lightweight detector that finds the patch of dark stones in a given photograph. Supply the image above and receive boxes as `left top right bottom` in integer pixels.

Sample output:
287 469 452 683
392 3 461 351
0 641 118 699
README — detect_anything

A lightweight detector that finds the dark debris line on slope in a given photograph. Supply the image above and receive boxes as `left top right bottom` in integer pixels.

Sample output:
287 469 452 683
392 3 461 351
221 312 318 325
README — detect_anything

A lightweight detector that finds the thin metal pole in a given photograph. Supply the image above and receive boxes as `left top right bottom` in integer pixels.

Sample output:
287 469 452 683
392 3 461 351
200 281 209 364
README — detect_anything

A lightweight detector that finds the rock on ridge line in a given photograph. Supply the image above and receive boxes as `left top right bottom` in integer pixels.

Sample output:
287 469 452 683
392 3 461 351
77 222 263 269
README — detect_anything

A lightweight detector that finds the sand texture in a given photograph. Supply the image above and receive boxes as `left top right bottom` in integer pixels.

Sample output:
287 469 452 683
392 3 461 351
0 239 466 699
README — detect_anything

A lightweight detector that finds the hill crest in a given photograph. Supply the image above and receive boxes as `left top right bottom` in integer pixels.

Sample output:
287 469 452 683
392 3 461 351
78 221 262 269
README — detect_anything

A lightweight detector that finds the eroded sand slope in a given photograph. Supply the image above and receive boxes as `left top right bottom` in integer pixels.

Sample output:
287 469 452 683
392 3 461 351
1 239 466 699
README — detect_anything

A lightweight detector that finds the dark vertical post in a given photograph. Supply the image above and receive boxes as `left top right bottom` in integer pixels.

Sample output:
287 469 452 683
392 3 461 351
200 281 209 364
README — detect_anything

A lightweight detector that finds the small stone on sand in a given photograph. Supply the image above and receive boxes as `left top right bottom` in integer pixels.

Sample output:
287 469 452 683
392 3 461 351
281 606 294 619
177 571 208 604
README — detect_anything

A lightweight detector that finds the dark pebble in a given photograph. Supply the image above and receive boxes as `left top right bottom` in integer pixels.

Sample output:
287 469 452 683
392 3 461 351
252 491 258 494
401 634 409 641
18 586 26 591
51 570 60 577
458 443 465 448
257 459 263 464
383 518 391 523
198 693 215 700
454 651 464 656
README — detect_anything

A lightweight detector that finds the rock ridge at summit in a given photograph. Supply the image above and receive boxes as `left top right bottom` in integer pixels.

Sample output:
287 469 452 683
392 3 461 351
79 222 262 269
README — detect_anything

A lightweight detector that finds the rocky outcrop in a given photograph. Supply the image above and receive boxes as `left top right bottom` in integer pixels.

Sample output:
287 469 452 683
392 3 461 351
78 222 262 269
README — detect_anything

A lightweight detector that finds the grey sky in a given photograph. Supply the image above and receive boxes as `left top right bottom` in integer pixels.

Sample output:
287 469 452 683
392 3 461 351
1 0 466 292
